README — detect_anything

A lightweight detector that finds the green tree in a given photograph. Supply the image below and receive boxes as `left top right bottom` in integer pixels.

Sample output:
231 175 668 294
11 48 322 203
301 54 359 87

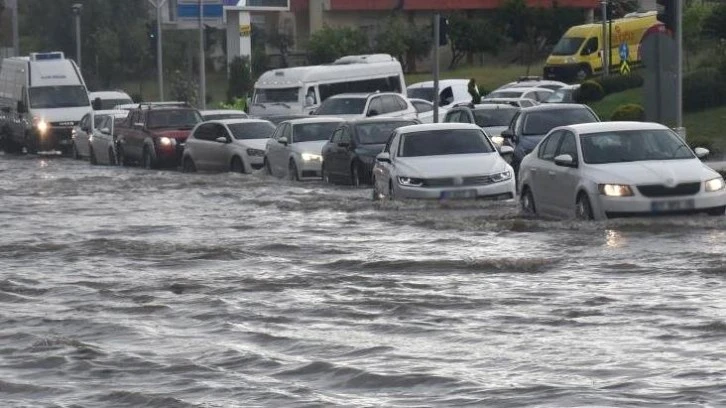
227 56 253 104
306 25 369 64
683 1 712 71
267 30 295 68
170 69 198 105
403 23 433 73
447 16 503 69
374 16 432 73
607 0 639 19
703 3 726 40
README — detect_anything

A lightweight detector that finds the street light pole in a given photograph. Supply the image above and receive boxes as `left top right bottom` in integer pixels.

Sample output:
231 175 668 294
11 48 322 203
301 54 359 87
433 13 440 123
148 0 167 101
72 3 82 71
675 0 683 130
198 0 206 109
600 0 608 77
10 0 19 56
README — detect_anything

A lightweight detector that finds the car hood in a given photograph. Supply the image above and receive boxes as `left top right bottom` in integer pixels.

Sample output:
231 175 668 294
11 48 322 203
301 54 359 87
355 144 386 158
151 129 192 140
291 140 327 155
483 126 509 137
395 154 509 178
34 106 92 124
586 159 719 185
234 138 268 150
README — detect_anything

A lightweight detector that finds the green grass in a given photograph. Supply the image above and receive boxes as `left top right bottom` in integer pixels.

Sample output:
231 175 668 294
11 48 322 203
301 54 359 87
120 72 229 106
588 88 644 121
405 63 545 93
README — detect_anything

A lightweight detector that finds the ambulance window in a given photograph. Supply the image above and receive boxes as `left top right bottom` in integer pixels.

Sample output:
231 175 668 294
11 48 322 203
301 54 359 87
581 37 599 55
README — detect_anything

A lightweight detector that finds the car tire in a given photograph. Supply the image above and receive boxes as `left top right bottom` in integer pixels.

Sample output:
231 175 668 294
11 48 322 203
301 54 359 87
264 158 272 175
108 148 116 166
388 180 395 200
372 177 381 201
230 156 245 173
182 156 197 173
25 133 37 155
576 192 594 220
89 146 98 165
142 147 155 170
117 145 127 167
351 163 361 188
322 163 332 184
71 143 80 160
288 160 299 181
520 186 536 215
706 206 726 216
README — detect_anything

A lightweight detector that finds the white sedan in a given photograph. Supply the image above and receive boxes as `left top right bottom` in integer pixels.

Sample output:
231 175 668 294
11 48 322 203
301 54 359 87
518 122 726 220
88 111 130 165
182 119 276 173
264 117 344 180
372 123 516 200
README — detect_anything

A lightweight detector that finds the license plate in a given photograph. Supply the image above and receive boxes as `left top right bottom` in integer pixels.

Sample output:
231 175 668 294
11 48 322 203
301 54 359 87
651 199 695 212
440 189 477 200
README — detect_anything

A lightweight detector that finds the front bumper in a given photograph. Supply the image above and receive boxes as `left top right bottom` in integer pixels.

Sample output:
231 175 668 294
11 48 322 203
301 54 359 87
36 126 73 152
248 155 264 171
155 142 185 167
543 64 581 82
598 191 726 219
299 159 322 179
396 179 516 200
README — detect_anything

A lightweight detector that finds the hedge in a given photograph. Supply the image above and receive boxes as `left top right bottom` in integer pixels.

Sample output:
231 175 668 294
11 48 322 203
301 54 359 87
593 73 644 96
611 104 645 121
576 80 605 103
683 69 726 113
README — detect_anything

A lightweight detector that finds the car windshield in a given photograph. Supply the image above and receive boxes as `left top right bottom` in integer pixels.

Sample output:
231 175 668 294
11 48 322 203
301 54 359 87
203 113 248 120
581 129 696 164
522 108 598 136
355 121 417 145
228 122 276 140
292 121 343 142
399 129 495 157
487 90 523 99
96 98 133 110
93 115 109 127
473 108 518 127
551 37 585 56
407 87 436 102
315 98 367 115
253 87 299 104
29 85 89 109
147 110 202 129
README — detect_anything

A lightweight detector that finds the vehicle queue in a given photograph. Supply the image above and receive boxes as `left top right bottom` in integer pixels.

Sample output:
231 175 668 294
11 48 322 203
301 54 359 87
1 52 725 221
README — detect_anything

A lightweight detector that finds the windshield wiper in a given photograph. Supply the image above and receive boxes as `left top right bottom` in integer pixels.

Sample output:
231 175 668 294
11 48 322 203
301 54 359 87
253 103 266 109
271 102 291 109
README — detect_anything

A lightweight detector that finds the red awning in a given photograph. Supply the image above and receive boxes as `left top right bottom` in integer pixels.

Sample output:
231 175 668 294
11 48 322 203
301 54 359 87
328 0 600 10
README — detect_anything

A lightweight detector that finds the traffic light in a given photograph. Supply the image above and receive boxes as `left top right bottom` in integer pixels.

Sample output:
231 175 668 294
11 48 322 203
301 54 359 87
439 16 449 46
204 25 214 50
656 0 676 34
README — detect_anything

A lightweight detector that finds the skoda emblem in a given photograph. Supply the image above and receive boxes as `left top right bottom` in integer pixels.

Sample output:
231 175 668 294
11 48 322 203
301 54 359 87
664 177 677 188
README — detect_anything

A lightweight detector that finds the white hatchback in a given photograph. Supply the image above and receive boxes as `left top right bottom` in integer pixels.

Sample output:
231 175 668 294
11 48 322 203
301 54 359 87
313 92 418 120
182 119 276 173
372 123 516 200
88 111 130 165
518 122 726 220
264 117 344 180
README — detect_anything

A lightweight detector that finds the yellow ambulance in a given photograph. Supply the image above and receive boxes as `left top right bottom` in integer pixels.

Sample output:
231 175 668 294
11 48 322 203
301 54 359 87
543 11 658 82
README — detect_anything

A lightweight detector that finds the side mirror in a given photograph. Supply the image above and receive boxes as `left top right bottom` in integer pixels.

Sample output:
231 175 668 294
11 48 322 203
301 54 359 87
499 145 514 155
215 136 229 144
17 101 27 113
694 147 710 159
554 153 577 167
367 109 379 117
279 136 289 145
100 127 111 135
376 152 391 163
92 97 102 110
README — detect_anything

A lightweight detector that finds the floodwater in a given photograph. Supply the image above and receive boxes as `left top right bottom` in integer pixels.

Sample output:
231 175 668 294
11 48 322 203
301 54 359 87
2 154 726 407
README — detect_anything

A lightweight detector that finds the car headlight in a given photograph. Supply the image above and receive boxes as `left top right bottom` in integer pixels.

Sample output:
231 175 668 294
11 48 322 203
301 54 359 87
246 148 265 157
35 119 49 134
598 184 633 197
489 170 512 183
159 137 175 146
398 176 424 187
705 177 725 192
491 136 504 146
301 153 322 161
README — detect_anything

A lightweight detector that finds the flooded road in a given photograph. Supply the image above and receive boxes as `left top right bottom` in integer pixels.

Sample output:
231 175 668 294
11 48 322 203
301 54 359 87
2 154 726 407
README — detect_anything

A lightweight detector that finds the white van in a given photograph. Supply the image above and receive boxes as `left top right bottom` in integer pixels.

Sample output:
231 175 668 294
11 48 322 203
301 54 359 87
407 79 472 107
0 51 91 154
89 90 133 111
250 54 406 118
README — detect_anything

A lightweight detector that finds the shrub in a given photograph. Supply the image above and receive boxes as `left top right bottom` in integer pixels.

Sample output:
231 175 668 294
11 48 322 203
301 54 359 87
593 73 644 95
227 56 253 104
610 103 645 121
683 68 726 113
575 80 605 103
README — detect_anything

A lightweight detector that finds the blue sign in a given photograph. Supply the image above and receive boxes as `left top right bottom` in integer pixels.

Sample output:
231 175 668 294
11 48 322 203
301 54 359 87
178 4 224 19
619 42 629 62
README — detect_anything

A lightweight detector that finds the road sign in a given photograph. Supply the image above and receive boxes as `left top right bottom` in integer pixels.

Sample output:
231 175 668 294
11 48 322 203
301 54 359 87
620 60 631 75
619 42 629 62
239 24 251 36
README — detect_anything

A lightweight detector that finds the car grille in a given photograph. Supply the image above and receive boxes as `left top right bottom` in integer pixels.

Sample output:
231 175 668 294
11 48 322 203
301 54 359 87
637 182 701 197
423 175 500 187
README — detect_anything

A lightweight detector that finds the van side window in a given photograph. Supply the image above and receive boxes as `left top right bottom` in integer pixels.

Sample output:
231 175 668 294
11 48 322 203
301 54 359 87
581 37 598 55
440 87 454 106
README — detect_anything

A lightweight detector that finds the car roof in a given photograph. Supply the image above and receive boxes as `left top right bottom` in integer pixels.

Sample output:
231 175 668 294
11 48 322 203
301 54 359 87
345 117 419 126
567 121 669 134
407 79 470 88
201 109 247 115
408 98 433 104
396 123 481 134
283 117 346 125
209 118 273 125
470 103 520 110
326 92 401 99
94 109 129 116
519 103 590 112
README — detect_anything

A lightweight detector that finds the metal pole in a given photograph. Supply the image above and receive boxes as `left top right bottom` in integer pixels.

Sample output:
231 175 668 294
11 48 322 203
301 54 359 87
433 13 440 123
600 0 608 77
156 0 167 101
74 12 81 70
675 0 683 130
11 0 19 56
198 0 206 109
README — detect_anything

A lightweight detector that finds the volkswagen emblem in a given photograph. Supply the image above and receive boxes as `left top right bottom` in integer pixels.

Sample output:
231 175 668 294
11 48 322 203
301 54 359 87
664 177 677 188
453 177 464 186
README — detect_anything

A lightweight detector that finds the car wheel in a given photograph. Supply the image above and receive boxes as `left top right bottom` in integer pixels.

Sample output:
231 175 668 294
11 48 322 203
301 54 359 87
142 147 155 170
264 158 272 175
108 148 116 166
520 186 536 215
575 192 594 220
322 163 332 184
372 177 381 201
576 65 591 82
25 134 38 155
117 145 127 167
351 163 361 188
89 146 98 165
388 180 395 200
288 160 299 181
182 156 197 173
71 143 80 160
706 206 726 216
230 156 245 173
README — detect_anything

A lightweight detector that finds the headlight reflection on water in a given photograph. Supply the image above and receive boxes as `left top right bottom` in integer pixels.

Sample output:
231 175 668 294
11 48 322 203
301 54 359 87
605 229 624 248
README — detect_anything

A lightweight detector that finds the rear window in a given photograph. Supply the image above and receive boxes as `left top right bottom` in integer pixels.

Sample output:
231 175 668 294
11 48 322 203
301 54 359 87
399 129 495 157
147 110 202 129
315 98 366 115
227 122 276 140
472 108 518 127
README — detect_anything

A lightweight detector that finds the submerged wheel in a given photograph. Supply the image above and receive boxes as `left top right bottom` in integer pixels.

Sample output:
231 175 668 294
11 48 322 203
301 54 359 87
288 160 299 181
351 163 361 187
706 206 726 216
89 146 98 165
182 156 197 173
388 180 395 200
575 192 594 220
520 187 536 215
322 164 331 184
264 158 272 175
230 156 245 173
71 143 80 160
108 148 116 165
142 147 155 169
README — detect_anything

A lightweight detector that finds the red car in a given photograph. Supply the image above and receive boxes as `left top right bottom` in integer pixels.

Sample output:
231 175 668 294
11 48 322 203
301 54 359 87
115 103 202 169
